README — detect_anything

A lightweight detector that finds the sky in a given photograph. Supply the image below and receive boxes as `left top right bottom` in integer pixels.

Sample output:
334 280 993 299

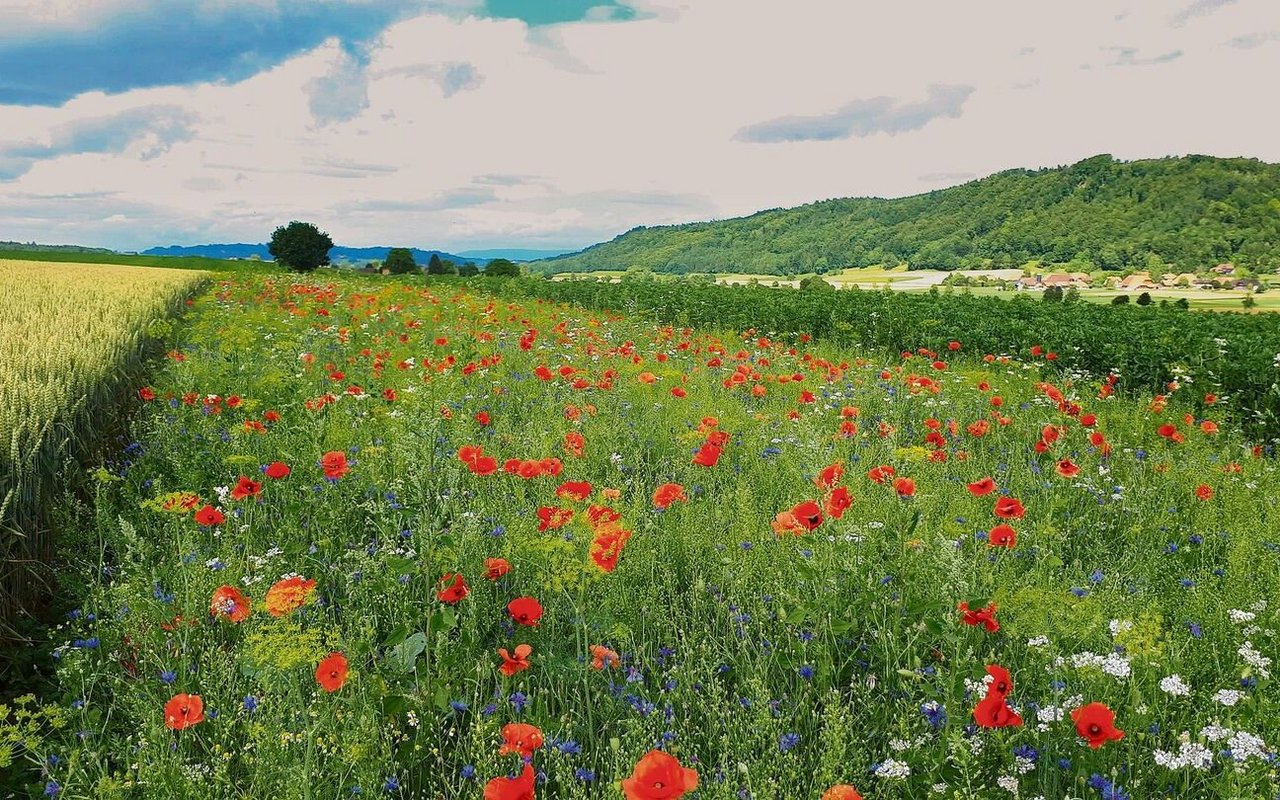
1 0 1278 252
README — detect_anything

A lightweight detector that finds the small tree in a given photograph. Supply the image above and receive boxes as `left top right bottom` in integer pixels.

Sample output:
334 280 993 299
457 263 479 277
798 276 835 292
1042 285 1064 303
1174 298 1190 310
1243 294 1257 309
384 248 418 275
268 221 333 272
1136 292 1152 306
484 258 520 277
426 255 456 275
1111 294 1130 305
1063 287 1081 304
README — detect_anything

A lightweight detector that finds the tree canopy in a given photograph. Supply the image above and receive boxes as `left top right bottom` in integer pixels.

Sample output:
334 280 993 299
268 221 333 272
484 258 520 277
537 155 1280 276
384 248 418 275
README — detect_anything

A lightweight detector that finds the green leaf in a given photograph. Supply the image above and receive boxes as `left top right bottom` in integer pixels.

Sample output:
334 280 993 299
386 632 427 673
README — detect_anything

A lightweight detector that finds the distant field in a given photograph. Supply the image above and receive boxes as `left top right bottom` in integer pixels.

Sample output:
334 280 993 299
0 259 206 622
550 266 1280 311
0 248 262 273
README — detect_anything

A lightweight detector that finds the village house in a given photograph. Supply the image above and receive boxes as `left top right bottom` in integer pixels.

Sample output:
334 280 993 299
1160 272 1198 287
1116 272 1159 291
1041 272 1092 288
1211 263 1236 276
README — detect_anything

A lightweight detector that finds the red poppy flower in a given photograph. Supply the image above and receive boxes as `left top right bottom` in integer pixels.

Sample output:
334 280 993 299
485 557 511 580
1055 459 1080 478
825 486 852 519
973 693 1023 728
315 652 349 692
498 644 533 676
1195 484 1213 500
958 601 999 632
967 477 996 496
590 526 632 572
230 475 262 500
790 500 824 531
822 786 863 800
652 482 688 509
590 644 620 669
138 386 156 401
867 465 895 484
893 477 915 497
265 575 316 617
985 664 1013 697
993 496 1025 519
537 506 574 531
484 764 535 800
475 411 491 426
436 573 469 604
563 431 586 457
988 523 1017 548
164 693 204 730
556 481 592 502
265 461 291 479
194 505 225 527
321 450 349 480
210 585 251 622
1072 702 1124 748
621 750 698 800
692 441 722 467
508 596 543 626
498 722 544 757
815 463 844 491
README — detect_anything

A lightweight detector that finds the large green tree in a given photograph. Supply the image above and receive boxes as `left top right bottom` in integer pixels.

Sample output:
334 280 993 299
384 248 418 275
484 258 520 277
426 254 456 275
268 222 334 272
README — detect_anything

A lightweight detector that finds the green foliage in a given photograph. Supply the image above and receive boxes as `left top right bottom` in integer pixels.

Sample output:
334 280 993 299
1111 294 1130 305
1042 285 1064 302
457 263 479 277
488 276 1280 441
484 258 520 277
426 253 454 275
383 248 417 275
540 154 1280 275
1136 292 1153 306
798 276 835 292
267 221 334 272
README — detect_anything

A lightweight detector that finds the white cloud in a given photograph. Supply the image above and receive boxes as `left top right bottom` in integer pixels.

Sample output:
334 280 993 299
1 0 1279 251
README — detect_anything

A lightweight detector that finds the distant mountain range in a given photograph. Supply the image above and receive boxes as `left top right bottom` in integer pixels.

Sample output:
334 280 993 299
457 248 578 261
141 243 477 264
536 154 1280 275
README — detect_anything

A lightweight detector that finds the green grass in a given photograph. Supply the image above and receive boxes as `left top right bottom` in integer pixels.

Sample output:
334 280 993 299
4 274 1279 799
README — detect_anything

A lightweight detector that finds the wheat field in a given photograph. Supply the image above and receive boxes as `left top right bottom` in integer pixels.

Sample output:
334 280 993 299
0 259 205 627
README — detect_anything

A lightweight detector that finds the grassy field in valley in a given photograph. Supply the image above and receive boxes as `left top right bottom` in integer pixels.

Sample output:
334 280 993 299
1 272 1277 798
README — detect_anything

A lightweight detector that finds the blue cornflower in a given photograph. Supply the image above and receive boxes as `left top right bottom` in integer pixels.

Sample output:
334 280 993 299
382 776 400 792
574 768 595 783
44 781 60 797
778 732 800 752
158 670 177 685
798 665 815 680
243 696 259 712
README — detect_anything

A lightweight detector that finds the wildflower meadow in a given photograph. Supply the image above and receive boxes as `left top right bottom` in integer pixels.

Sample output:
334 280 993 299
5 274 1279 799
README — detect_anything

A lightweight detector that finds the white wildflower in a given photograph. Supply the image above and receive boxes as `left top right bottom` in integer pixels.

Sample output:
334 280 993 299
1159 674 1191 697
874 759 911 779
1214 689 1243 706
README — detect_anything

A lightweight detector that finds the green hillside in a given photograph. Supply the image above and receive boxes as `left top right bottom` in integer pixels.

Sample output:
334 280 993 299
538 154 1280 275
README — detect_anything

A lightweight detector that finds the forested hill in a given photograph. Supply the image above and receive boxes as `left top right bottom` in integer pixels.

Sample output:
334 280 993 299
537 155 1280 275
